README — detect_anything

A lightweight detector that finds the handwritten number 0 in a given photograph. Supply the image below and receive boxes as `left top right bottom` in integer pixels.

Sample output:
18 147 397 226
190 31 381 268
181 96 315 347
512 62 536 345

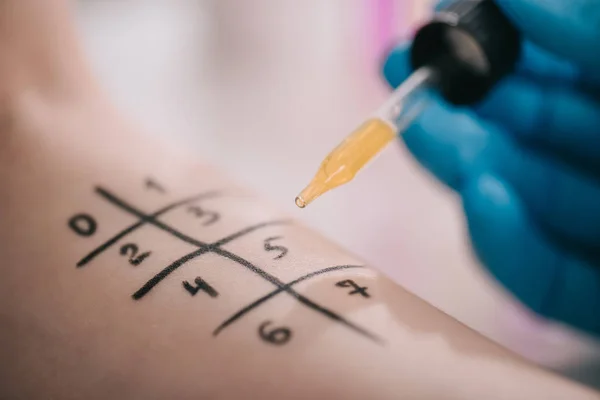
68 214 97 237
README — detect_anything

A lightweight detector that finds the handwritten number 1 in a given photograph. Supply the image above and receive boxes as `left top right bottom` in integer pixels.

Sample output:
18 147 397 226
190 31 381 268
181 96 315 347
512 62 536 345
145 178 166 193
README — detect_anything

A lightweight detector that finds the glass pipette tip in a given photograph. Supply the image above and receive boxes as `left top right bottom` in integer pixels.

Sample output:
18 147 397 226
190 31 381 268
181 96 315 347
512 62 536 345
295 67 436 208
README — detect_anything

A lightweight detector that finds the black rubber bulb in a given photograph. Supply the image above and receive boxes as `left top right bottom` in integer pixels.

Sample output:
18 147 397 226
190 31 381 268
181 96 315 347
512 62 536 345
410 0 522 106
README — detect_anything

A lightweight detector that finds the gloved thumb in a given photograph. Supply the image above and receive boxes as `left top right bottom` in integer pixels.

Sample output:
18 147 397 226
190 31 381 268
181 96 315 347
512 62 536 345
496 0 600 72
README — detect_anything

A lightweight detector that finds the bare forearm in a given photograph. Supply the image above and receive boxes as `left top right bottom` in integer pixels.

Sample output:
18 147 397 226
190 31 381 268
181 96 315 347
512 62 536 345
0 2 598 399
1 113 598 399
0 0 95 107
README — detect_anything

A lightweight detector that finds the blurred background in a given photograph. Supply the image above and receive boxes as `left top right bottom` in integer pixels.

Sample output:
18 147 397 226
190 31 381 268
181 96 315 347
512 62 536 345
74 0 600 387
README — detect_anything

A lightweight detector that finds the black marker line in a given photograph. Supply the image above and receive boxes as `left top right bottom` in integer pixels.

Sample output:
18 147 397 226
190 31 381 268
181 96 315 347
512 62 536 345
96 187 379 342
210 247 288 287
209 253 380 342
294 293 383 343
132 222 291 299
78 190 220 267
96 187 153 219
211 220 292 248
213 265 364 336
96 188 290 251
77 220 146 267
95 187 208 247
132 247 211 299
145 219 289 251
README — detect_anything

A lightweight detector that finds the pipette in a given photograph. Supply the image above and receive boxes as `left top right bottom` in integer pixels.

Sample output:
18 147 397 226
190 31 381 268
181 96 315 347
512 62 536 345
295 0 522 208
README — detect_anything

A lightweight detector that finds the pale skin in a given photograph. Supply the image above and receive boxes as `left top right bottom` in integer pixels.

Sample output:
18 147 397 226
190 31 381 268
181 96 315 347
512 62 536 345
0 2 598 399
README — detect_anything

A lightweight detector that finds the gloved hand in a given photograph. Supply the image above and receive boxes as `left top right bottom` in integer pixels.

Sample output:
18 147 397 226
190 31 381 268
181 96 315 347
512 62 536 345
383 0 600 335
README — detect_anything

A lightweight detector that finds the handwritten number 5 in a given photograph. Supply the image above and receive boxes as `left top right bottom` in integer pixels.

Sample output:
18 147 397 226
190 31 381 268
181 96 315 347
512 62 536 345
264 236 288 260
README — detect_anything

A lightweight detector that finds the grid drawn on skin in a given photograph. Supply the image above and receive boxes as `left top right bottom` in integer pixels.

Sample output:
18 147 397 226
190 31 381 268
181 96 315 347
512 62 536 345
76 189 223 267
213 264 370 336
84 186 381 343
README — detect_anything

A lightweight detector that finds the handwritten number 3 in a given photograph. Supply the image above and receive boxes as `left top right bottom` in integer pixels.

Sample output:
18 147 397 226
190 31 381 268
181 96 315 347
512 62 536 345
188 206 219 226
120 243 151 266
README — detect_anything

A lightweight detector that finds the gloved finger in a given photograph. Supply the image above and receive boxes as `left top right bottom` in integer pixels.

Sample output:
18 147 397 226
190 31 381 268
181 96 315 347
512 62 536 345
434 0 585 84
382 42 494 191
486 125 600 255
386 56 600 332
395 78 517 193
434 0 454 11
462 172 600 335
382 39 579 88
381 40 588 114
514 41 581 85
474 75 600 172
381 42 412 89
401 98 492 191
496 0 600 85
401 92 600 257
381 14 588 87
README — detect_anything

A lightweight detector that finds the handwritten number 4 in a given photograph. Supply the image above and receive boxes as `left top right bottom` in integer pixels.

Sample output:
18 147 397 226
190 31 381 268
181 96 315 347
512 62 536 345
183 277 219 298
336 279 370 298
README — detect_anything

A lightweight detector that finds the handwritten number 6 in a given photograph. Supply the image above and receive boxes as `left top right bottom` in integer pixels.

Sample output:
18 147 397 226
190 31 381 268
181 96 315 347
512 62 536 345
258 321 291 345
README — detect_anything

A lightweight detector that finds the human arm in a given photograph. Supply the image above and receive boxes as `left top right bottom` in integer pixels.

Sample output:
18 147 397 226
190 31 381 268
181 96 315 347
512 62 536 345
0 1 598 399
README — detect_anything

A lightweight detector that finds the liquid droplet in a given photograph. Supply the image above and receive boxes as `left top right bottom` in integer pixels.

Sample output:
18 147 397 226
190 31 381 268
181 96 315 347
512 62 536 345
295 196 306 209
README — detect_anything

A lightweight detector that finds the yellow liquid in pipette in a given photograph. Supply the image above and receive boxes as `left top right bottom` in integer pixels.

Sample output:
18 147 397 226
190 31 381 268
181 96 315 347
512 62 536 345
295 118 395 208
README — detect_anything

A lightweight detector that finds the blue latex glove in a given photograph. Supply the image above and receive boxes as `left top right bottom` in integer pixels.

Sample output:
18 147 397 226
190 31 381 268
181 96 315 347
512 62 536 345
383 0 600 335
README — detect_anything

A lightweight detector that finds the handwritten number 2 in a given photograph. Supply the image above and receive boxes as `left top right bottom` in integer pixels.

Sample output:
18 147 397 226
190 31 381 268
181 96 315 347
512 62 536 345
264 236 288 260
120 243 151 266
